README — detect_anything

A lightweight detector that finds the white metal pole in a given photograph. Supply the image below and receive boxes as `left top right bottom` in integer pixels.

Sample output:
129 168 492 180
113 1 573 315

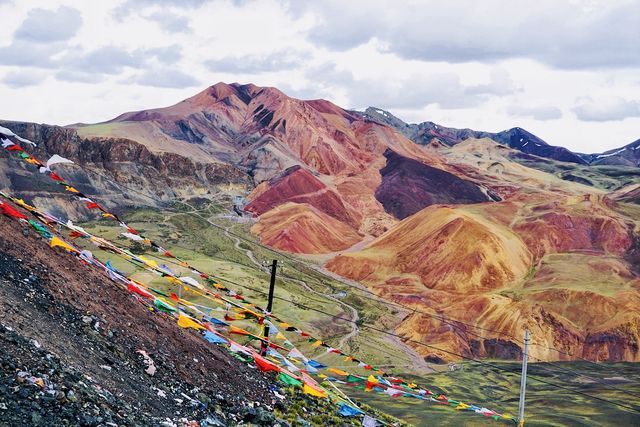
518 329 530 425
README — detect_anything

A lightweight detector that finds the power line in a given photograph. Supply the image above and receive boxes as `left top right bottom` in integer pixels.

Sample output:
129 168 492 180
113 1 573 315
209 274 640 415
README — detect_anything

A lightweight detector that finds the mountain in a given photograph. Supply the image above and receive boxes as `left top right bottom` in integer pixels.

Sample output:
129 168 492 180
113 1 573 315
1 83 640 364
582 138 640 167
362 107 614 165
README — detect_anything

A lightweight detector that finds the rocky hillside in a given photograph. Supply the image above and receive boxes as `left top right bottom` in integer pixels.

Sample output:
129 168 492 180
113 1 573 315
0 213 277 426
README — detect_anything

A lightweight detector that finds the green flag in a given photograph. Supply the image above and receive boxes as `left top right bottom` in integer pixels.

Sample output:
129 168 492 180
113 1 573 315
154 298 177 313
279 372 302 387
28 220 52 238
346 374 365 383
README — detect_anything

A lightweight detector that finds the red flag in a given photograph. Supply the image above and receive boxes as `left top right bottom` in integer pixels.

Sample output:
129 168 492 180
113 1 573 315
170 293 180 302
127 283 154 299
49 172 64 182
7 145 23 151
252 353 280 373
86 202 99 209
0 202 27 219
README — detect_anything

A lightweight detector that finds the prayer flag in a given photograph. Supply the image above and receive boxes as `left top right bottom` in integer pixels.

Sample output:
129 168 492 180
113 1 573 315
338 404 363 417
279 372 302 387
50 236 78 253
177 313 205 330
302 383 327 398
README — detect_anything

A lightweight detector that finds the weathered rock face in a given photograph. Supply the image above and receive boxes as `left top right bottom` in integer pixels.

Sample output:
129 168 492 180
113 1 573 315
512 194 633 259
245 165 359 227
326 205 532 293
250 202 361 254
0 120 252 219
374 149 493 219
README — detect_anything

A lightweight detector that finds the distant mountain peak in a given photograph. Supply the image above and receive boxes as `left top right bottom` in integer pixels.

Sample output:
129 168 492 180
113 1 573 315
361 106 586 164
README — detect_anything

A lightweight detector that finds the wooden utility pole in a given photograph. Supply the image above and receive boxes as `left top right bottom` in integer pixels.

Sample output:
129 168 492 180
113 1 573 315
260 260 278 356
518 329 530 426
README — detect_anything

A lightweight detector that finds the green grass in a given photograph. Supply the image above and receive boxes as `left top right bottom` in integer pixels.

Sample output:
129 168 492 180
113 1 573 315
349 361 640 426
77 200 640 427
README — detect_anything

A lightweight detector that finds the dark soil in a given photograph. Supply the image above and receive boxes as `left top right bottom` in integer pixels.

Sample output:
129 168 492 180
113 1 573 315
375 149 492 219
0 214 283 426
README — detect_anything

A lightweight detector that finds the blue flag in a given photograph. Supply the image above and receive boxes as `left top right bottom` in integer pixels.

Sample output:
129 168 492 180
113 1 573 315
203 331 228 345
338 403 363 417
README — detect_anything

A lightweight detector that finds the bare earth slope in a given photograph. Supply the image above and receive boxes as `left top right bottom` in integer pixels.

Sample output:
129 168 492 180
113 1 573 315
0 214 278 426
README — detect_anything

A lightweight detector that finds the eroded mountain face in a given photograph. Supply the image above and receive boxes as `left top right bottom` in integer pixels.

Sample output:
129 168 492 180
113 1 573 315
2 82 640 362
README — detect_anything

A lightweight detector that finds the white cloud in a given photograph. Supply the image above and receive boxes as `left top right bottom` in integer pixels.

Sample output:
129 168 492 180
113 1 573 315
206 50 309 74
294 0 640 70
133 68 200 88
0 0 638 153
507 104 562 121
1 70 46 87
15 6 82 43
573 96 640 122
147 12 191 33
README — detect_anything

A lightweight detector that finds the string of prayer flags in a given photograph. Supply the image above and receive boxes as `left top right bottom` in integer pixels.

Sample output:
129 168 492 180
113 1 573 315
251 352 280 373
362 415 380 427
127 283 154 299
328 368 349 377
228 325 251 336
203 331 228 345
302 383 327 398
154 298 178 313
0 163 517 424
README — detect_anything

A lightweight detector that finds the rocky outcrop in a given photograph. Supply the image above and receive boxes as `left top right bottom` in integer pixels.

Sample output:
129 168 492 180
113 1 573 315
374 149 494 219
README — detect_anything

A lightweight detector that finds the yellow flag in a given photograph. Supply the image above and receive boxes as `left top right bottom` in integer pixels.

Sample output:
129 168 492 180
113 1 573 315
455 403 471 410
279 322 290 328
303 383 327 398
50 236 78 253
138 255 158 269
312 340 323 347
177 313 205 330
328 368 348 377
275 332 286 340
64 186 79 193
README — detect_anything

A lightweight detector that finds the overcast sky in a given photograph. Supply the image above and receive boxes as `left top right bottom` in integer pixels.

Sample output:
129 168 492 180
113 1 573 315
0 0 638 153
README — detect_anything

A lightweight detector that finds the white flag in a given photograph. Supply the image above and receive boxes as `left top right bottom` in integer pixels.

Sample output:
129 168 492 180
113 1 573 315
40 154 74 173
121 232 145 241
15 135 36 147
0 125 15 137
362 415 379 427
